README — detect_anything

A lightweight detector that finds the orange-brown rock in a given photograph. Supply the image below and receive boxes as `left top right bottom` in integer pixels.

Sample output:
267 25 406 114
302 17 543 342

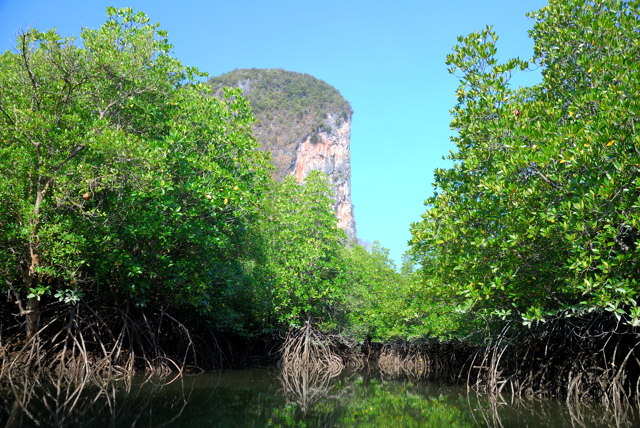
209 69 357 240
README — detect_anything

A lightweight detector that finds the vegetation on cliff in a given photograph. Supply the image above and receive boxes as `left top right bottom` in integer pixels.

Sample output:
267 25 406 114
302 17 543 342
209 68 352 129
208 69 352 178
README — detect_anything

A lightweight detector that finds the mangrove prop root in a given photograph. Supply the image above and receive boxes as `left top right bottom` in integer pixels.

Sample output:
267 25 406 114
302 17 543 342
0 371 192 427
377 314 640 406
280 323 345 376
0 298 224 380
279 323 366 411
279 362 339 412
376 339 475 381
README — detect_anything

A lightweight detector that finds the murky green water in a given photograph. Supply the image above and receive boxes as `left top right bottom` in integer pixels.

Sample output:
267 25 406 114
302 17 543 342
1 369 638 427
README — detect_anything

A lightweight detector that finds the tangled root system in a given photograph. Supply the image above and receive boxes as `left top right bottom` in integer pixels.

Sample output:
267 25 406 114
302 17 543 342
467 314 640 406
0 297 222 380
280 323 344 376
375 313 640 406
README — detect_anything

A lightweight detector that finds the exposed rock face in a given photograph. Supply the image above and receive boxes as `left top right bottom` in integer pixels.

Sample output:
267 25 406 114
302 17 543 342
293 113 355 240
209 69 356 240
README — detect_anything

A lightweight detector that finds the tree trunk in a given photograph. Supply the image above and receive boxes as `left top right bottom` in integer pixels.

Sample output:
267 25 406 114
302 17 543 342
25 297 41 341
23 249 42 341
23 185 47 341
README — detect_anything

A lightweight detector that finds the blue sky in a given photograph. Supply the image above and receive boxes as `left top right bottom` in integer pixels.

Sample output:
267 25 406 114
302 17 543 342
0 0 547 265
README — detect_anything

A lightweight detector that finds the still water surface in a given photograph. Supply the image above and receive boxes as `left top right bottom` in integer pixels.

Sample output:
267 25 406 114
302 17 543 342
1 369 638 427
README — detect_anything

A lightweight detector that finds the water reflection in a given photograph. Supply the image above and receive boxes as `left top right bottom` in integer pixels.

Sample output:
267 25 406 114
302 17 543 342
0 369 639 427
465 392 640 428
274 372 473 427
280 364 342 412
0 374 194 427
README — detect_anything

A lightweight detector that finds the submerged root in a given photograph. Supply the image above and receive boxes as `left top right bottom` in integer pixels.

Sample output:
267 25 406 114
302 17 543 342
376 314 640 406
465 315 640 407
377 343 427 378
280 363 340 411
368 313 640 407
0 370 191 427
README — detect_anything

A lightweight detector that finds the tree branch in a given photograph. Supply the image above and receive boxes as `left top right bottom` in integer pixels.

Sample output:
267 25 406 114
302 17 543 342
5 280 33 316
19 32 41 112
529 163 562 190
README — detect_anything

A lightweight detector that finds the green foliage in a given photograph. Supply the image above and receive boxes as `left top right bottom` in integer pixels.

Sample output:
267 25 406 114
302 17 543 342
0 8 270 322
240 171 348 328
209 68 352 128
341 243 473 341
268 377 472 427
341 243 413 340
410 0 640 325
335 378 471 428
0 8 421 342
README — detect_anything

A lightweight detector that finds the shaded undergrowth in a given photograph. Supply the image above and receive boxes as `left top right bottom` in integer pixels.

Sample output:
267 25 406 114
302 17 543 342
2 300 640 411
273 318 640 427
369 312 640 407
0 297 280 382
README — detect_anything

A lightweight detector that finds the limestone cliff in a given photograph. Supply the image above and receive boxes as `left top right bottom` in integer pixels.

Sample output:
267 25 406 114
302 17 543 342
209 69 356 240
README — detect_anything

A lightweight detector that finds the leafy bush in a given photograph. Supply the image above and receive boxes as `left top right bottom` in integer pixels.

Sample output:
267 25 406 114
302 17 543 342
0 8 271 337
410 0 640 325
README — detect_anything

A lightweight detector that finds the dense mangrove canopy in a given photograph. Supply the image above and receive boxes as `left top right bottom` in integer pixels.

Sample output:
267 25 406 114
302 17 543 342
410 0 640 326
0 7 274 337
0 7 408 366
